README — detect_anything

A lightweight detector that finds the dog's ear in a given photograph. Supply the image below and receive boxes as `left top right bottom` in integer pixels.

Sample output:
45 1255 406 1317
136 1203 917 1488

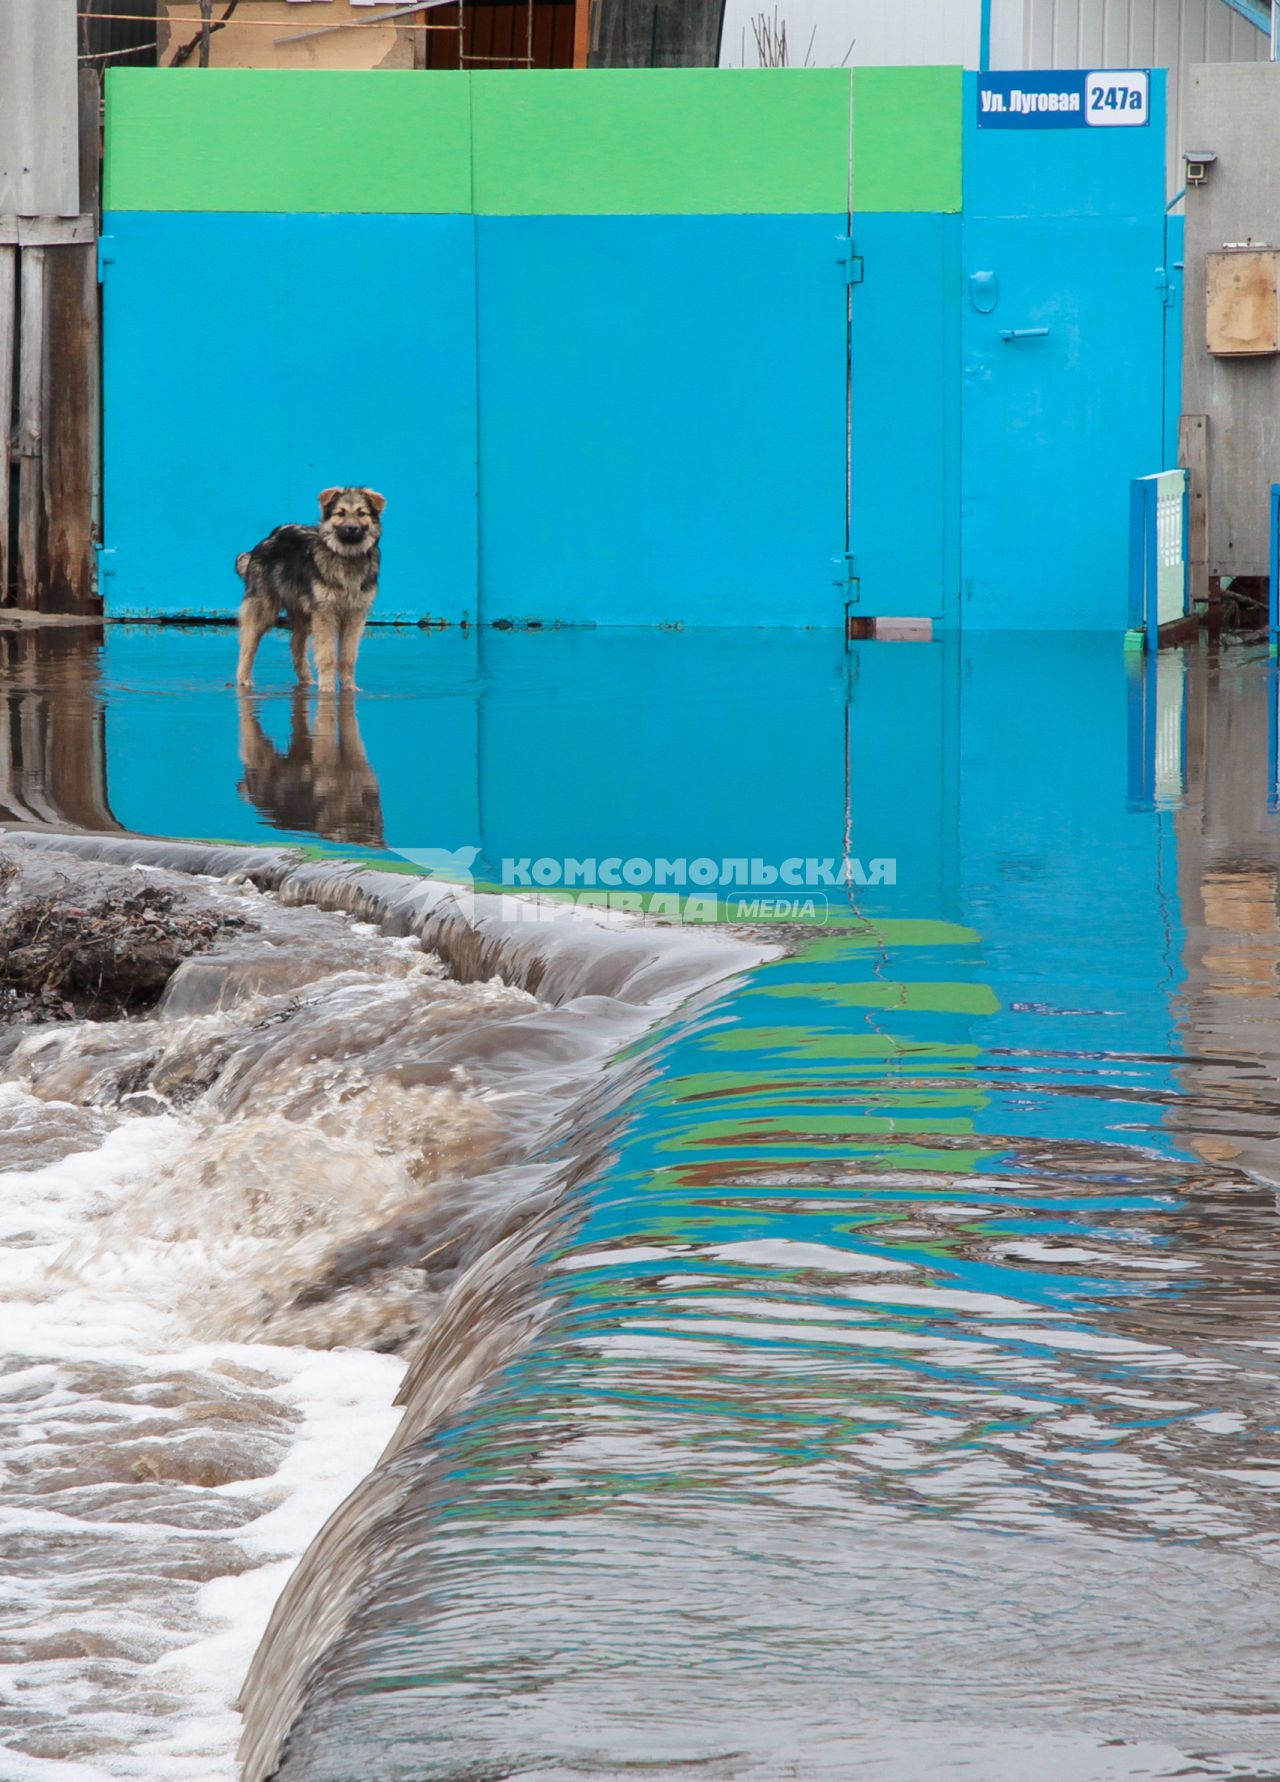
362 489 387 517
317 487 342 514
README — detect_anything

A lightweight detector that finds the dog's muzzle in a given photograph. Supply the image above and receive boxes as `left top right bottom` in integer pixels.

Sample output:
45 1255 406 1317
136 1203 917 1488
336 524 366 545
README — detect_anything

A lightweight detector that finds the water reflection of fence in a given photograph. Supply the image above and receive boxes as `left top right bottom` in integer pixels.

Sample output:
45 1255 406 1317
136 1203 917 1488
0 628 116 828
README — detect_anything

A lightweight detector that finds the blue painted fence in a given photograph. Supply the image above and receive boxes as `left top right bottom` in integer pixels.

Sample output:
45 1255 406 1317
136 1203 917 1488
960 76 1170 631
101 214 481 623
101 71 1175 633
473 215 848 628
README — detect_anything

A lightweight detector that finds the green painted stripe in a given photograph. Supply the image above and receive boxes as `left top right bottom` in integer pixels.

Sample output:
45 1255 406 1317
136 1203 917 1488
104 65 962 218
853 67 963 214
469 69 851 216
103 69 473 214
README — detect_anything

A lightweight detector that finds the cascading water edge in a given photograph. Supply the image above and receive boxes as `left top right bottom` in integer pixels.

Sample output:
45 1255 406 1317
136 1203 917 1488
0 829 773 1782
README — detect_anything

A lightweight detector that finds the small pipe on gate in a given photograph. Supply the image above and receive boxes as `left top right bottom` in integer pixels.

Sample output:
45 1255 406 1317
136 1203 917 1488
1269 483 1280 653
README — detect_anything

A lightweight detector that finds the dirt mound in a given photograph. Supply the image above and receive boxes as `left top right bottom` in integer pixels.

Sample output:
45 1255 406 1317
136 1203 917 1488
0 859 248 1022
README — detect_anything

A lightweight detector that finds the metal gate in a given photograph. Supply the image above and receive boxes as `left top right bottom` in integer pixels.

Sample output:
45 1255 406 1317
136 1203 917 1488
958 71 1169 631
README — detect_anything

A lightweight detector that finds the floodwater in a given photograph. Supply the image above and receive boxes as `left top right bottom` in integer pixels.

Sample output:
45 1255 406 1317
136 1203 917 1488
3 624 1280 1782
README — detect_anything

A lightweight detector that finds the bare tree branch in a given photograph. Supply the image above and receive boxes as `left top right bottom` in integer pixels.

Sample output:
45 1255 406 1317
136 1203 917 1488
170 0 240 68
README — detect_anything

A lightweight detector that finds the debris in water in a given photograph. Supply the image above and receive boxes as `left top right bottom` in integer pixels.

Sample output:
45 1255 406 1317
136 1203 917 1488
0 851 249 1023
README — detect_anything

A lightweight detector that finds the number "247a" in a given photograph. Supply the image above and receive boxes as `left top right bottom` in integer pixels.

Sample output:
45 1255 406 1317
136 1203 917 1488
1090 85 1143 112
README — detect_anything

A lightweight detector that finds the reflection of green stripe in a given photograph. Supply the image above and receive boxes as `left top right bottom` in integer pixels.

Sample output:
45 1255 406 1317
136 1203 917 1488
797 921 981 956
665 1086 990 1112
106 66 962 218
707 1026 987 1060
749 980 1000 1014
662 1053 983 1100
658 1112 978 1146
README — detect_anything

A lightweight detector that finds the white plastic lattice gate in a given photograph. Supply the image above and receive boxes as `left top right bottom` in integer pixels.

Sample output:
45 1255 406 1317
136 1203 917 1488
1129 469 1189 645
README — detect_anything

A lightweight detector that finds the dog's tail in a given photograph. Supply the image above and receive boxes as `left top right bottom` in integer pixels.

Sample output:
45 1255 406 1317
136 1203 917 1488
235 551 251 581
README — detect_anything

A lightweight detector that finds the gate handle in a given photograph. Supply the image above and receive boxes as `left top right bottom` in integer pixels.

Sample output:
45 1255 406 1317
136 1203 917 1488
1000 327 1050 342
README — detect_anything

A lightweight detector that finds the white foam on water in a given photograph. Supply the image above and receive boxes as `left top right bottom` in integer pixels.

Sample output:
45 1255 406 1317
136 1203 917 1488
0 1092 406 1781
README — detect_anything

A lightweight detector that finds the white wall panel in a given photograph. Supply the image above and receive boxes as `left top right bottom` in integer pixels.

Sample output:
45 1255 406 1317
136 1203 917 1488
0 0 79 219
719 0 980 68
1079 0 1110 63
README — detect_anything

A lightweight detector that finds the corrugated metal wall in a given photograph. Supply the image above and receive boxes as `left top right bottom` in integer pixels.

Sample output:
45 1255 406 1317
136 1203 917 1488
0 0 80 218
994 0 1269 185
1016 0 1265 67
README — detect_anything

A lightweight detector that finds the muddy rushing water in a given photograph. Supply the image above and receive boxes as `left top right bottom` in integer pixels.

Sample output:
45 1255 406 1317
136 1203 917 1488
0 833 764 1780
5 633 1280 1781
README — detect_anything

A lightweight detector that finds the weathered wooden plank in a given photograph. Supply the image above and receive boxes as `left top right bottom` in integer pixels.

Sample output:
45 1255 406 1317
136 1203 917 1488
41 72 101 615
0 216 94 247
0 245 16 603
16 244 46 610
572 0 590 66
80 70 103 571
1179 412 1210 615
43 247 98 613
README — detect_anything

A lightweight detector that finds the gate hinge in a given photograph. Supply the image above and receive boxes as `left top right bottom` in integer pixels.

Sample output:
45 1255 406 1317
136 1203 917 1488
833 551 858 593
96 236 115 284
1155 264 1180 308
836 237 864 286
95 544 116 583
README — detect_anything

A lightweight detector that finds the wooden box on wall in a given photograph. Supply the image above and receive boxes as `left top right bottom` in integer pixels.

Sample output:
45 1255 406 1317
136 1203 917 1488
1206 248 1280 356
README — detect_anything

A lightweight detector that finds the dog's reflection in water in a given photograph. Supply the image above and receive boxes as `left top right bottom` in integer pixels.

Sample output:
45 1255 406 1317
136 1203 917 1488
237 688 384 848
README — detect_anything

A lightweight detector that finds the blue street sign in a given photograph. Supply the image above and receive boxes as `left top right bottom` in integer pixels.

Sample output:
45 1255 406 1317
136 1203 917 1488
976 70 1150 129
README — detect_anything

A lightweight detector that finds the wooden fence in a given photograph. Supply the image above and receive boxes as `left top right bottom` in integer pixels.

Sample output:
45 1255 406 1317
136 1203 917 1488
1 47 101 617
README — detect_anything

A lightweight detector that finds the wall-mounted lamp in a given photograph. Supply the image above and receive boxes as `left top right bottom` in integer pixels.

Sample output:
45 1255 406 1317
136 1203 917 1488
1184 150 1218 187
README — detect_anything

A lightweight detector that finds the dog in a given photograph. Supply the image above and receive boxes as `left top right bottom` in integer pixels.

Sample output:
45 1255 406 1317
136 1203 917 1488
235 487 385 691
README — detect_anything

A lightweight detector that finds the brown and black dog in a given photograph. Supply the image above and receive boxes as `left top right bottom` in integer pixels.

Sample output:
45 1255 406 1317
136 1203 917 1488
235 487 386 690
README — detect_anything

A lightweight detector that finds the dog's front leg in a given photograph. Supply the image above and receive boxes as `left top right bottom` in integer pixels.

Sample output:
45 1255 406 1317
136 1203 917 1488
311 613 340 693
337 610 368 690
289 619 314 685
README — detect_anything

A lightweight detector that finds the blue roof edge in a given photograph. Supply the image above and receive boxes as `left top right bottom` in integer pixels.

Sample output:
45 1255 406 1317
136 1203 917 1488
1216 0 1271 36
